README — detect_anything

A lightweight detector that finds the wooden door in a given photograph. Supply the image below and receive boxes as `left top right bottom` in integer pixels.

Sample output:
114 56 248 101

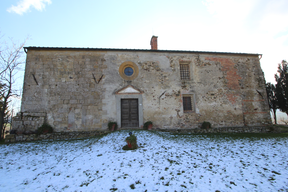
121 99 139 127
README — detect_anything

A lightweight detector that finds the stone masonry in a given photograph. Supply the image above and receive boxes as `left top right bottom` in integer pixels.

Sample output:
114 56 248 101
14 38 271 133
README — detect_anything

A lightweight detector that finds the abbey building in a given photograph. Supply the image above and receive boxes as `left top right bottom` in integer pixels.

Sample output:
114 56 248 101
14 36 271 132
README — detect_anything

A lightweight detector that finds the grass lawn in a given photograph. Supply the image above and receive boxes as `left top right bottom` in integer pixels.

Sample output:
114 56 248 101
0 130 287 191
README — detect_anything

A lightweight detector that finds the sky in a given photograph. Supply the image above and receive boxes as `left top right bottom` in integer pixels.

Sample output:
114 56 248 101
1 0 288 114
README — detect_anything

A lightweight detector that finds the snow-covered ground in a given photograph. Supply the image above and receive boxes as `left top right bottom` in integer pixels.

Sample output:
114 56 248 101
0 130 287 192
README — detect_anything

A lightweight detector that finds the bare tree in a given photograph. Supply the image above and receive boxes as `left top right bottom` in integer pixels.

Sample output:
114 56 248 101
0 34 26 139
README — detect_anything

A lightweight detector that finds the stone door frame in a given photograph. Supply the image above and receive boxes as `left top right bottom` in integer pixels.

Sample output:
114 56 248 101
116 94 143 128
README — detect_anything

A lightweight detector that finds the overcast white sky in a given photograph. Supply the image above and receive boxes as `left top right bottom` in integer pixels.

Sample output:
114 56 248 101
1 0 288 114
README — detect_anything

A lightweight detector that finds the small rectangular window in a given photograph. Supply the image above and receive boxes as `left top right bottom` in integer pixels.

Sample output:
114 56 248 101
183 95 194 112
180 64 190 80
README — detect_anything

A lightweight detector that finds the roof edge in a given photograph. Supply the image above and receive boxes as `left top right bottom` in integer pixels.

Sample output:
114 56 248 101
23 46 262 56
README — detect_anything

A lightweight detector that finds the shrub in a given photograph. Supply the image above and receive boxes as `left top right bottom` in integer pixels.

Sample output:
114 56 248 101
108 121 117 131
37 123 53 135
123 133 138 150
143 121 153 130
201 121 211 129
10 129 17 134
125 134 137 143
268 126 274 132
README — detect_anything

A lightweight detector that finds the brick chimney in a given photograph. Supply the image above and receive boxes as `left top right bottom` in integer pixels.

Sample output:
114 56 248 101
150 36 158 50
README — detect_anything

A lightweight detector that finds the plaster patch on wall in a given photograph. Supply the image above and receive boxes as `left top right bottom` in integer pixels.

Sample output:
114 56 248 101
138 61 160 71
205 57 241 90
226 93 239 105
168 56 178 71
205 57 242 105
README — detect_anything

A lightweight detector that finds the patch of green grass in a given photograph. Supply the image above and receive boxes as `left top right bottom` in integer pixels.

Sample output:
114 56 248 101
249 183 258 186
273 124 288 129
181 184 187 188
0 139 6 144
130 184 135 189
167 159 179 164
62 185 69 190
53 172 60 176
272 170 281 175
171 132 288 140
80 182 90 187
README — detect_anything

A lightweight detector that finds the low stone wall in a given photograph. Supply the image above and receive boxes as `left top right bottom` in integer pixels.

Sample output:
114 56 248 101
5 125 285 143
12 112 46 133
157 126 275 134
5 131 109 143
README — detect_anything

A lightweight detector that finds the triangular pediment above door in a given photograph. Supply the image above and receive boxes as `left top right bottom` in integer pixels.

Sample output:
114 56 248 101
115 85 143 94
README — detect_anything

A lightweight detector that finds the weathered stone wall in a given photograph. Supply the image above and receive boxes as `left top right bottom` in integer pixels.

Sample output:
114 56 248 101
5 130 109 143
18 48 271 132
21 50 106 132
12 112 46 133
5 126 284 143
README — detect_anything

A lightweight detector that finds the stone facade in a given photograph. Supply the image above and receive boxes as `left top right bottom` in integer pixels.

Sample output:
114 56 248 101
14 39 271 132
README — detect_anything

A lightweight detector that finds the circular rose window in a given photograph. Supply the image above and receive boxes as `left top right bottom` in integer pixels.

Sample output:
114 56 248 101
124 67 134 76
119 61 139 80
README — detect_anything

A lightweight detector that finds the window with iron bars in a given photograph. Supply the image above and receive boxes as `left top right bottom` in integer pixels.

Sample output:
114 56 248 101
183 95 194 112
180 64 190 80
